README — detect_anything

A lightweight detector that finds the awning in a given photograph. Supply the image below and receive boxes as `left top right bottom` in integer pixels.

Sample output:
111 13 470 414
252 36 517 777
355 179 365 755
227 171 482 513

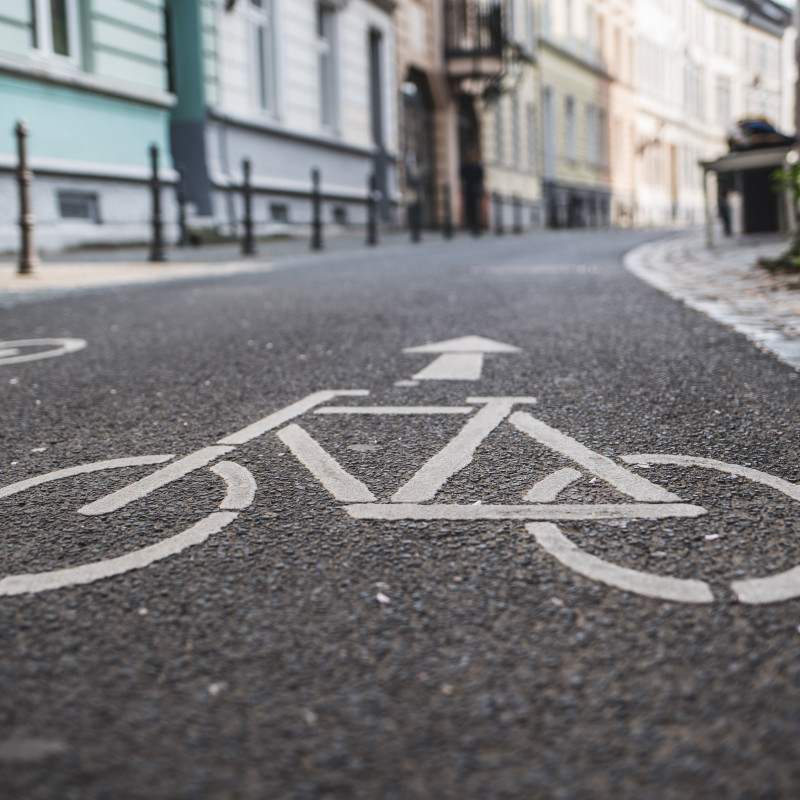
700 145 793 174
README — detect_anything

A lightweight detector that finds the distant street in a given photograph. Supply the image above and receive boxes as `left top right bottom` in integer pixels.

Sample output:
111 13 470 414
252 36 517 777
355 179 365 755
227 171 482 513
2 229 800 799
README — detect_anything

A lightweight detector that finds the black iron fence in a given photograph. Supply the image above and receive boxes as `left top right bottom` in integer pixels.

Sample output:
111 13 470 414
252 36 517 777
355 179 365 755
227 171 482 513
444 0 504 59
8 121 545 269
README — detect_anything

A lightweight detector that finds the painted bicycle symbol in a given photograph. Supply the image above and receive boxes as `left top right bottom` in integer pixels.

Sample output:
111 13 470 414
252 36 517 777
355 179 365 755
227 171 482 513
1 391 799 604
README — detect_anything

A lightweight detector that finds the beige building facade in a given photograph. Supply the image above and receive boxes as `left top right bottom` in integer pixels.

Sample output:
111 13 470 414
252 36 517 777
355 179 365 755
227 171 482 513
482 0 543 230
394 0 454 227
391 0 795 233
394 0 542 231
534 0 615 227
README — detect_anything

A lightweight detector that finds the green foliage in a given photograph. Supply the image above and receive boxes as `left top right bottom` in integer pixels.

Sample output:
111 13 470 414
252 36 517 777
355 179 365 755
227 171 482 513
771 163 800 206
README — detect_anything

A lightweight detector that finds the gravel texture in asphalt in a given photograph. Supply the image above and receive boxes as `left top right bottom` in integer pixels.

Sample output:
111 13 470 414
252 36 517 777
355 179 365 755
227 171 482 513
1 229 799 799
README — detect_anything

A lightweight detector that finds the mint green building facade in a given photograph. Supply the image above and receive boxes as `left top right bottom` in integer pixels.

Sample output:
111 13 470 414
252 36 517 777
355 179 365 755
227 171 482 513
0 0 175 250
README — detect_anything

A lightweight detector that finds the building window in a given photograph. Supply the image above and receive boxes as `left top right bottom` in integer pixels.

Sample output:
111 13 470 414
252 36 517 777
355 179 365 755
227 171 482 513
511 94 520 168
527 102 537 174
249 0 277 114
585 5 595 58
30 0 80 61
597 107 608 167
58 191 100 222
565 96 576 162
270 202 289 222
525 0 535 52
586 102 596 165
566 0 573 44
317 2 339 132
495 99 504 165
543 87 555 178
715 76 731 124
332 205 347 225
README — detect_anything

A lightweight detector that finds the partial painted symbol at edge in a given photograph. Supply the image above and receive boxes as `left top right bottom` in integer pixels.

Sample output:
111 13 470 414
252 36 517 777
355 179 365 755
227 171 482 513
0 338 87 366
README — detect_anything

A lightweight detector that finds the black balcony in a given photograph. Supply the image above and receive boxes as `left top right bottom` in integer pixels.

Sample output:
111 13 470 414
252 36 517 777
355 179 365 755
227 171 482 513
444 0 504 82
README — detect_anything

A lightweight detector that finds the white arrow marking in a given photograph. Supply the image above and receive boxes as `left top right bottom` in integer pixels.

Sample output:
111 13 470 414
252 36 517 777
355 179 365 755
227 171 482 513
411 353 485 381
403 336 522 354
403 336 521 382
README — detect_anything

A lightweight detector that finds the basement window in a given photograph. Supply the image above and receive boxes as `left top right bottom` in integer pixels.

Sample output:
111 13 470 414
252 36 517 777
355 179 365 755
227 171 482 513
270 202 289 222
58 190 100 222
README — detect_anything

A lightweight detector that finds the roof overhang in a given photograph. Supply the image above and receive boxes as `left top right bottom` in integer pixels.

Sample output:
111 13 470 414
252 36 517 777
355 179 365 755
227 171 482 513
701 145 794 173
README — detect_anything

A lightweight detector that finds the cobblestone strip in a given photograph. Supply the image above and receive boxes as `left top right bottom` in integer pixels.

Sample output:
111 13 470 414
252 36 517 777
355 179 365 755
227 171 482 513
625 231 800 372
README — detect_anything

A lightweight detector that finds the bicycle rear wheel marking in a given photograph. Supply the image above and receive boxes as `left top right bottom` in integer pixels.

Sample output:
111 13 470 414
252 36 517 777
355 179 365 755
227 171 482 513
0 459 255 596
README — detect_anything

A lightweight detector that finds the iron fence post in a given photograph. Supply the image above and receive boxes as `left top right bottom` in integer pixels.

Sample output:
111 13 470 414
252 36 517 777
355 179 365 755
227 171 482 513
241 158 256 255
176 163 189 247
366 173 378 246
493 191 504 235
513 194 522 234
148 144 167 262
15 121 38 275
311 168 323 250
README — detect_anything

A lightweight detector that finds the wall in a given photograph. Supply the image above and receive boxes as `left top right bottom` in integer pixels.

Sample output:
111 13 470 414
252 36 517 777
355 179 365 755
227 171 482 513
197 0 398 232
0 0 174 251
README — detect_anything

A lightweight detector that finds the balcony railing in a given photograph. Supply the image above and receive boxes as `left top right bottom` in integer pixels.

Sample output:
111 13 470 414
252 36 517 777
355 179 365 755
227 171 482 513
444 0 504 81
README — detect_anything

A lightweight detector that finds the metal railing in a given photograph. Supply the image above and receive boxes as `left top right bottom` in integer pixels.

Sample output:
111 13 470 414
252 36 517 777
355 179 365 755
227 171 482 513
444 0 504 60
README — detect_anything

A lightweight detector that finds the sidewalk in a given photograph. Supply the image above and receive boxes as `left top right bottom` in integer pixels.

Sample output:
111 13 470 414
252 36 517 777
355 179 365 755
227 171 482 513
625 230 800 372
0 229 409 305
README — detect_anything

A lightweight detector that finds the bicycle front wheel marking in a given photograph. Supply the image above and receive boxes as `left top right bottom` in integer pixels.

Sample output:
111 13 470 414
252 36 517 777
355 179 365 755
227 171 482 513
607 454 800 605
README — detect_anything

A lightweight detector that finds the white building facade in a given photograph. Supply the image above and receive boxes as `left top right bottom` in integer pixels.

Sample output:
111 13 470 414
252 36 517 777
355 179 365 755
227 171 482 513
176 0 399 235
633 0 794 228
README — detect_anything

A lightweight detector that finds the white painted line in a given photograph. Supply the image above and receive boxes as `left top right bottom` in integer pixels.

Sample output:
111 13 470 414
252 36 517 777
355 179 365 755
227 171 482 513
528 523 715 604
620 454 800 605
524 468 583 502
0 349 21 358
314 406 475 415
510 413 682 503
732 568 800 605
78 446 233 516
277 424 376 502
467 396 538 404
0 511 238 596
394 380 420 387
0 338 86 366
620 454 800 502
0 455 174 500
390 398 521 503
218 390 369 445
346 502 707 521
403 336 521 354
412 352 484 381
211 461 257 510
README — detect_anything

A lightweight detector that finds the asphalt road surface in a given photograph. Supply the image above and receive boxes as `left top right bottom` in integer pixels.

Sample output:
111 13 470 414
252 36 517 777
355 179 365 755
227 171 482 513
1 229 799 799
